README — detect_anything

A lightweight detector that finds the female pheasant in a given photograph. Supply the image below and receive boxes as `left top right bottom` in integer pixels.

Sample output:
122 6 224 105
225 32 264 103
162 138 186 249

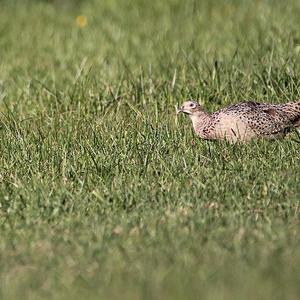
177 100 300 142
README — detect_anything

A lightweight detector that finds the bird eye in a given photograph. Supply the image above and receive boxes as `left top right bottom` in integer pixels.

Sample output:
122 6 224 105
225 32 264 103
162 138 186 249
189 103 196 108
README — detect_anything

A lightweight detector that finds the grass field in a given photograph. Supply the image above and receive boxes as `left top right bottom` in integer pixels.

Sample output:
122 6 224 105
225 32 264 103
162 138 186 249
1 0 300 299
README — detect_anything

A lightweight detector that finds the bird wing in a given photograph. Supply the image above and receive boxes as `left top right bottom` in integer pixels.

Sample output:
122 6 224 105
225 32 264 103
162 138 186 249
221 101 295 136
241 104 295 136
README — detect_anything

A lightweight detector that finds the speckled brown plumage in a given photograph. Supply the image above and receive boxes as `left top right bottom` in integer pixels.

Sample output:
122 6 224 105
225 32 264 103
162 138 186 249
177 100 300 142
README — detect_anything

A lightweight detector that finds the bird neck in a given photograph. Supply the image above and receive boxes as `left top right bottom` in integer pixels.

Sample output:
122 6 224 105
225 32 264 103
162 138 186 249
190 111 211 136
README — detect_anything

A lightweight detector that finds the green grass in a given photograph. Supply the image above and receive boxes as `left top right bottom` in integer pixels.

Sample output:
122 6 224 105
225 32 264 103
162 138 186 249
1 0 300 299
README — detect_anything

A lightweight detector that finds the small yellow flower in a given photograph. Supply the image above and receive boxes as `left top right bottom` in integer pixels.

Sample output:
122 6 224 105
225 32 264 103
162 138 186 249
76 15 87 28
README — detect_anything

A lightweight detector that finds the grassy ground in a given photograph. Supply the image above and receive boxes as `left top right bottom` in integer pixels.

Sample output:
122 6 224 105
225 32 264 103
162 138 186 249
1 0 300 299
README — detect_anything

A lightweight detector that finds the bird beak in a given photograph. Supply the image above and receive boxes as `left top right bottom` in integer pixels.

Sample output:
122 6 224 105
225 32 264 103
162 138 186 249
176 108 183 114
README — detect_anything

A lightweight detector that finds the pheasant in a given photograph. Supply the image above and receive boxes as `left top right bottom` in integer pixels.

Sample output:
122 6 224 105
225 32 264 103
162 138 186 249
177 100 300 142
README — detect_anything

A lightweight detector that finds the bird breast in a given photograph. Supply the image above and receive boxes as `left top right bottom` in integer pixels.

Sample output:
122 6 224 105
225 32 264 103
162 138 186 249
213 113 257 142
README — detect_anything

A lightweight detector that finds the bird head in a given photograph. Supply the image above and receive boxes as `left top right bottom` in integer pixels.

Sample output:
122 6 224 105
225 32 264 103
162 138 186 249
177 101 203 116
